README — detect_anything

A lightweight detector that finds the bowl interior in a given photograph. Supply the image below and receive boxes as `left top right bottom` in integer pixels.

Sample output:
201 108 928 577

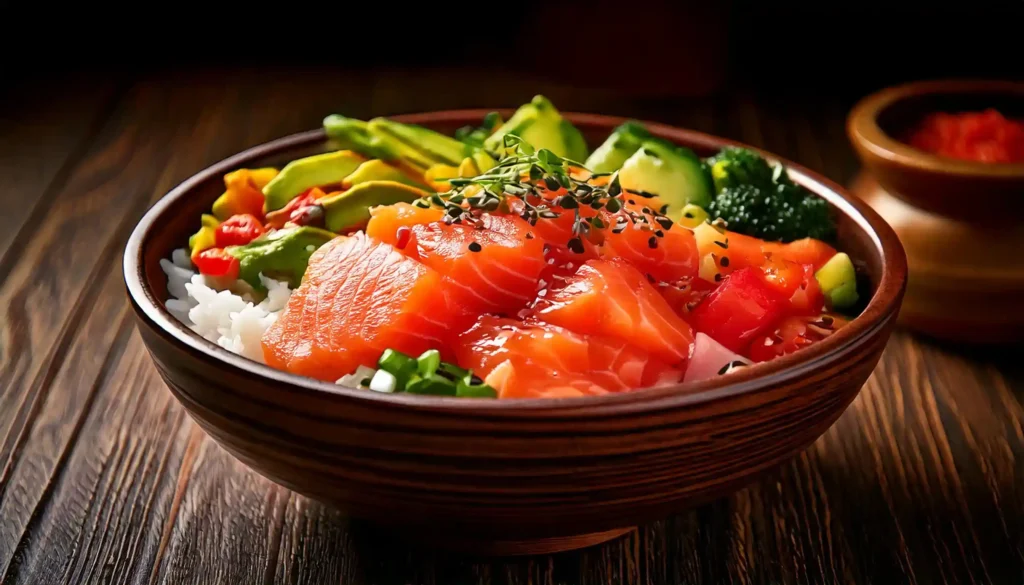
129 111 906 412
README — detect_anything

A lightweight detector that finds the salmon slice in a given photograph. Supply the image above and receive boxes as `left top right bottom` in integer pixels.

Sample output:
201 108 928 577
599 206 699 284
694 223 837 277
532 257 696 366
261 233 471 382
454 315 682 398
367 203 546 315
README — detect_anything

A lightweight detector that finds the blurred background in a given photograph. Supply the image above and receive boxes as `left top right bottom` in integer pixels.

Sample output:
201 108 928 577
3 1 1022 101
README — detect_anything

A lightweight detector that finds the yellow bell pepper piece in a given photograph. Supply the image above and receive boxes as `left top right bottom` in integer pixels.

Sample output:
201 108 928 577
212 168 279 220
189 214 221 263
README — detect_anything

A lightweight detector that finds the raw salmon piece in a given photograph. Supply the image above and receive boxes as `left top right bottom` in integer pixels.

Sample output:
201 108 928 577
454 316 681 398
599 208 699 284
261 233 471 382
694 223 837 276
533 258 695 366
365 202 444 261
367 203 546 315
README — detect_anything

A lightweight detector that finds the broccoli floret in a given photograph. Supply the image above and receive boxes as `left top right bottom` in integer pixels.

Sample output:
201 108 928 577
707 182 836 242
704 147 835 242
707 147 782 192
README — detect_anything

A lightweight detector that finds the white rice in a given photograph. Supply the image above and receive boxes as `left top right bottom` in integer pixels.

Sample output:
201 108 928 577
160 249 293 364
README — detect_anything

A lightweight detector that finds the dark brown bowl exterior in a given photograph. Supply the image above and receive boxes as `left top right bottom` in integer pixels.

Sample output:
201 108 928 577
124 111 907 555
847 79 1024 221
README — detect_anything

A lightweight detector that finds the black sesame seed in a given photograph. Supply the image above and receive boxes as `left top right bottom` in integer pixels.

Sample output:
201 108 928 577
655 230 664 237
714 273 723 282
648 236 658 249
720 256 730 267
713 240 728 249
567 238 585 254
526 233 535 239
468 242 482 252
656 217 673 230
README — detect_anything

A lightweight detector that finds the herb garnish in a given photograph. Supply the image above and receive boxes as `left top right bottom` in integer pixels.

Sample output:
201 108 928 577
413 135 676 251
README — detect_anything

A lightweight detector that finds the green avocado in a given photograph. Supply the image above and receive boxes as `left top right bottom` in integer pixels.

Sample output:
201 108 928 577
617 140 713 221
320 180 430 233
227 226 337 289
261 150 365 212
814 252 858 310
343 159 432 191
584 121 652 173
484 95 588 162
323 115 491 175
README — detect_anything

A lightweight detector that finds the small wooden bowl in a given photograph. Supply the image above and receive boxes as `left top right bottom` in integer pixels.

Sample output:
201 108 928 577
847 80 1024 342
124 111 907 556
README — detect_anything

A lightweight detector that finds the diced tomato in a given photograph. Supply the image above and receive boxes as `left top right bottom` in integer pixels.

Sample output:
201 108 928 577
760 258 825 316
194 248 240 279
747 313 849 363
658 276 716 319
215 214 266 248
689 267 787 352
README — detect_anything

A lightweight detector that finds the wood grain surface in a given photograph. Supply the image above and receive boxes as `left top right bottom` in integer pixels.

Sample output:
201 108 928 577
1 68 1021 584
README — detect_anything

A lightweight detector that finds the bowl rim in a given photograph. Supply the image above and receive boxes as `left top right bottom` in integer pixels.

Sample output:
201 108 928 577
847 78 1024 177
123 109 907 417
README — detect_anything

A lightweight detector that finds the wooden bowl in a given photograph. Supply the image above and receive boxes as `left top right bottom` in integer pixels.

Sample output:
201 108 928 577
123 111 907 556
847 80 1024 342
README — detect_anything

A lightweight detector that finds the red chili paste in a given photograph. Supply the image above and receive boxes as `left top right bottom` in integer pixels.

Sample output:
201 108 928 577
905 108 1024 164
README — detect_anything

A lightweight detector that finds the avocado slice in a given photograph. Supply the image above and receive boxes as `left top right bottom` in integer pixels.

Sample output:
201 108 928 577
368 118 474 167
584 121 652 173
320 180 430 233
262 150 366 212
342 159 432 191
227 225 336 290
484 95 588 162
617 140 713 221
323 115 494 176
814 252 858 310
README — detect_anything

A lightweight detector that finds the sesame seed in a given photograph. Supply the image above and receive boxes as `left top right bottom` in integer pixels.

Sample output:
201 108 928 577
468 242 482 252
648 236 658 249
720 256 730 267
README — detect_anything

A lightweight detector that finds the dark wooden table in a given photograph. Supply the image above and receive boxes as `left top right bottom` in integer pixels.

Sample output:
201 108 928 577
2 68 1021 585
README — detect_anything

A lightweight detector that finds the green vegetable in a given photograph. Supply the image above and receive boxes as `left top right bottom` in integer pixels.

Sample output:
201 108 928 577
320 180 430 233
455 111 504 149
617 140 713 220
707 146 779 194
814 252 859 310
583 121 652 173
261 150 365 212
704 147 836 243
377 349 418 390
323 114 487 175
484 95 588 162
342 159 432 190
227 226 336 290
367 348 497 398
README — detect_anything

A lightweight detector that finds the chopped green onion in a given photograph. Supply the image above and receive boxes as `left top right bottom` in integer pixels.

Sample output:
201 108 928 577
405 373 457 396
368 369 398 393
456 379 498 398
416 349 442 377
378 349 417 389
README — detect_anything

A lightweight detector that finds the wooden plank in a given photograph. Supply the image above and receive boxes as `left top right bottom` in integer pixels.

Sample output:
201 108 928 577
0 75 122 260
0 67 375 584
